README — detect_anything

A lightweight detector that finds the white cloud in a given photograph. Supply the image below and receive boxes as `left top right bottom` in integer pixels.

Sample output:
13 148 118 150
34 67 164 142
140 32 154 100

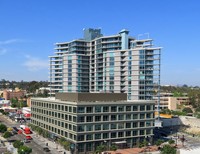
23 55 48 71
0 48 7 55
0 39 24 45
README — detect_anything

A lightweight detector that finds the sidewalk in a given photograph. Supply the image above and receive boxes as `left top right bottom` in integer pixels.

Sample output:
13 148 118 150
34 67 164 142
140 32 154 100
31 132 70 154
0 136 18 154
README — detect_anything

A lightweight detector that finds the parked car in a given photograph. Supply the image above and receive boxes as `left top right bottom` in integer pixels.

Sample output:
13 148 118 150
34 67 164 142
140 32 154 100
43 147 50 152
23 139 30 143
25 136 32 140
12 127 18 132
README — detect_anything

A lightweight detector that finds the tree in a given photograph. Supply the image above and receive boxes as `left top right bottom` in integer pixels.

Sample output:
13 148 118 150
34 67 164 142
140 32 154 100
18 145 32 154
3 131 12 138
161 145 176 154
0 123 7 133
182 107 193 114
95 145 107 153
168 139 175 144
110 145 117 151
13 140 24 149
155 139 164 146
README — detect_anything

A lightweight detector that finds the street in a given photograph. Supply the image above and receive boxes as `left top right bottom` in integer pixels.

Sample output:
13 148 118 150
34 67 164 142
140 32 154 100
0 115 49 154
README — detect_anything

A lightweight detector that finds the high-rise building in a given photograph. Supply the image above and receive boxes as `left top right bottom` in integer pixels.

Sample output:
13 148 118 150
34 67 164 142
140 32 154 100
49 28 161 100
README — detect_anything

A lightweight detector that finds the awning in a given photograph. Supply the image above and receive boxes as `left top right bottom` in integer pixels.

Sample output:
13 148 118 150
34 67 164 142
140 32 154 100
114 141 127 144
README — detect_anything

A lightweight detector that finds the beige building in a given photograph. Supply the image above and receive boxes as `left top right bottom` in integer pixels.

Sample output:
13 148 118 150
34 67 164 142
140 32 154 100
155 93 190 110
31 93 155 153
3 89 26 100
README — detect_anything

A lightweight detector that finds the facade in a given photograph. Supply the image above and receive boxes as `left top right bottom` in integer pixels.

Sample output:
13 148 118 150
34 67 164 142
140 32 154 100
31 93 155 153
49 28 161 100
154 93 190 110
3 89 26 100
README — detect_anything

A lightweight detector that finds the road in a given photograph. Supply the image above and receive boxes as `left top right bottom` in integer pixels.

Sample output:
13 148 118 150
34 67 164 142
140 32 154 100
0 115 49 154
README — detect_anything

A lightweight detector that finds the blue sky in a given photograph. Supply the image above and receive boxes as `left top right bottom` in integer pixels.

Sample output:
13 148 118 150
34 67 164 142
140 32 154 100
0 0 200 86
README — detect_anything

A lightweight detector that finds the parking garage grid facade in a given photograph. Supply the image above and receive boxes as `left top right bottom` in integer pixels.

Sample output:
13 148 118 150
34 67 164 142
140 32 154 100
31 93 155 153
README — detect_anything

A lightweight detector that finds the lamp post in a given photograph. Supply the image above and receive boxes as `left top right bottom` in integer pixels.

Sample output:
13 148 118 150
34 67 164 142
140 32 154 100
148 142 151 154
104 140 107 151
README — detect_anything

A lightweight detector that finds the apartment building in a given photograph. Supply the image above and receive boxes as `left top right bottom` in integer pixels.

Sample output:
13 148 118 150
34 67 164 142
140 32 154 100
31 93 155 153
49 28 161 100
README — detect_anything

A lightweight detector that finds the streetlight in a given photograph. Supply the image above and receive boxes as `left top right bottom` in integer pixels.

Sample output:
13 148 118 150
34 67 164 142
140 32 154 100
104 140 107 151
148 142 151 153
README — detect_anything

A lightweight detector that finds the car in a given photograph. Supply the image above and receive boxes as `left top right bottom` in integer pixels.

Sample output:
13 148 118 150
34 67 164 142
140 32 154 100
43 147 50 152
25 136 32 140
12 127 18 132
12 130 18 135
23 139 30 143
18 130 22 134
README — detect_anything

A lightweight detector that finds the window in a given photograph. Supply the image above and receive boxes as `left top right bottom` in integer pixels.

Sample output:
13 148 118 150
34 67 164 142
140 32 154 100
103 106 109 112
132 114 138 119
78 135 84 141
132 106 138 111
126 106 131 111
95 134 101 139
111 132 116 138
118 115 124 120
118 132 124 137
86 134 93 140
111 106 117 112
86 116 93 122
65 114 68 120
140 130 145 135
111 124 117 129
111 115 117 121
86 125 93 131
73 107 77 113
77 107 85 113
140 122 145 127
69 106 72 112
118 123 124 129
133 122 138 128
146 105 151 110
126 123 131 128
86 107 93 113
103 133 109 139
146 113 151 119
126 131 131 137
140 105 145 111
65 106 68 111
126 114 131 120
118 106 124 112
103 115 109 121
78 126 84 132
95 106 101 112
78 116 85 122
103 124 109 130
146 121 151 127
95 124 101 131
95 116 101 122
132 130 138 136
140 114 145 119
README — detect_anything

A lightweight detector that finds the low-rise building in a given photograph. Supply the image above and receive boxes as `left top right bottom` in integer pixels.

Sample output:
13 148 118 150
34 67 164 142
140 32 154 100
3 89 26 100
31 93 155 153
155 93 190 110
